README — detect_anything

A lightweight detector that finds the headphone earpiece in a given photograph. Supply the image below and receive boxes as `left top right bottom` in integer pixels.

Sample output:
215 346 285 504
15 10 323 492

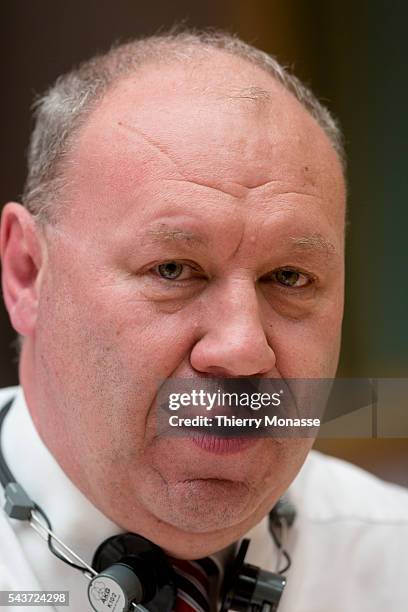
89 533 176 612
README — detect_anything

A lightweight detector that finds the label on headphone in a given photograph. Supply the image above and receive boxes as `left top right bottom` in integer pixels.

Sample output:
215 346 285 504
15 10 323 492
88 576 127 612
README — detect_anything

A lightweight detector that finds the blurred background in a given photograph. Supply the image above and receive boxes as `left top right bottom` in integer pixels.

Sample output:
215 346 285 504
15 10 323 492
0 1 407 484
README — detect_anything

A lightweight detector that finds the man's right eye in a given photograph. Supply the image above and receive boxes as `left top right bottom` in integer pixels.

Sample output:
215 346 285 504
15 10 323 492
151 261 204 282
157 262 184 280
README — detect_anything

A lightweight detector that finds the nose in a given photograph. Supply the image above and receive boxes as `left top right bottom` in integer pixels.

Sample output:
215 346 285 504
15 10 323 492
190 279 276 377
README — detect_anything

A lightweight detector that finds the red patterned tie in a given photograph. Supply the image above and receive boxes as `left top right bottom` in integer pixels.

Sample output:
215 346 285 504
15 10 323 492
170 555 222 612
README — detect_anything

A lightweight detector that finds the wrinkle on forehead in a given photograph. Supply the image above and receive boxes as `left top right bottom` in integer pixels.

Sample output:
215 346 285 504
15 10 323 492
223 86 272 109
162 178 327 199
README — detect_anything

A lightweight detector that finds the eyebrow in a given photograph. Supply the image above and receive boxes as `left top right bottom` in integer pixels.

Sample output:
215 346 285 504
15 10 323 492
289 234 337 256
143 225 208 247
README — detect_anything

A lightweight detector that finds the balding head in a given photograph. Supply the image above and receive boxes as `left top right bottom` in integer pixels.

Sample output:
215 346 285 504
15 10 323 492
23 30 345 222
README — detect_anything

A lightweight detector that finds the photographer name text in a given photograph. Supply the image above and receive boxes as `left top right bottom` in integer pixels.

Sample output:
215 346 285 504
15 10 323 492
168 415 321 429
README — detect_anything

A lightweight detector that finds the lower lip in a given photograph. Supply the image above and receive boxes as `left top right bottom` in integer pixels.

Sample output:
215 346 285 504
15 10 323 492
189 433 258 454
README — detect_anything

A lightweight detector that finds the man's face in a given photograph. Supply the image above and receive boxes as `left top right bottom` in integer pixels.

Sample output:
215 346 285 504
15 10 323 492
23 56 346 556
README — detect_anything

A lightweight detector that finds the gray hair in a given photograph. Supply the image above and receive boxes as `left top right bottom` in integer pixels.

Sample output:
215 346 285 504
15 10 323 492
23 29 345 222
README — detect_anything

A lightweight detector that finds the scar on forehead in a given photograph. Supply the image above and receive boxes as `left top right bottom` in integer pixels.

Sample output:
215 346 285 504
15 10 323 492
117 121 186 177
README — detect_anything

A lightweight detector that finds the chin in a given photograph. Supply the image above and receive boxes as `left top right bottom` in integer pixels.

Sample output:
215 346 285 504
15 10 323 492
142 477 256 533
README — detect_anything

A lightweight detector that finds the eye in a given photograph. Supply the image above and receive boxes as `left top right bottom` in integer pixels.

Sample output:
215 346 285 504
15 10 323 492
153 261 202 281
156 261 185 280
269 268 312 288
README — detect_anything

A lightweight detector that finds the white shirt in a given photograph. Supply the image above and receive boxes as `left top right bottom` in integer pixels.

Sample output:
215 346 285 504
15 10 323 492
0 386 408 612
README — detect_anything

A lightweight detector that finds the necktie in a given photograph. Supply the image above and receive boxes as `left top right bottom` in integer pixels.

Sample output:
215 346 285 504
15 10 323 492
170 555 222 612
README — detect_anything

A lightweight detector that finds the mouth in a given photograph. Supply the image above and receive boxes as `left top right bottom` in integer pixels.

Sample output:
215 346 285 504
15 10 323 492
188 432 259 454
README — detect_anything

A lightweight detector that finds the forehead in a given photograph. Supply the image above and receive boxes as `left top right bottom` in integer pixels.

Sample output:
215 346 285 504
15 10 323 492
61 53 345 229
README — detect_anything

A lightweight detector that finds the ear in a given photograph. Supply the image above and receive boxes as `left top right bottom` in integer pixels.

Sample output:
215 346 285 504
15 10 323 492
0 202 45 337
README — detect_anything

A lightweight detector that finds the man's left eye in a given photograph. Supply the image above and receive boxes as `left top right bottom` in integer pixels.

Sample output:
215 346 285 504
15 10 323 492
269 269 311 288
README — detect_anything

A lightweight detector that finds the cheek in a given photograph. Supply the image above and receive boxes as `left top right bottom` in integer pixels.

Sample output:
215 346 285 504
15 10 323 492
267 300 343 378
35 264 202 438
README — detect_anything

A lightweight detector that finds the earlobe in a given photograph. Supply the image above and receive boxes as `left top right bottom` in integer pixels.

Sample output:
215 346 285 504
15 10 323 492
0 202 44 337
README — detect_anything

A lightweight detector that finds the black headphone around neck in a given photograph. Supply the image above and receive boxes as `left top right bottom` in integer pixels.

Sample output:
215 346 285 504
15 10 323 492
0 396 296 612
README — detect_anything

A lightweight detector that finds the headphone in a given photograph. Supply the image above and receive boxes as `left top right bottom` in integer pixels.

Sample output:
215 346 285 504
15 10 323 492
0 397 296 612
